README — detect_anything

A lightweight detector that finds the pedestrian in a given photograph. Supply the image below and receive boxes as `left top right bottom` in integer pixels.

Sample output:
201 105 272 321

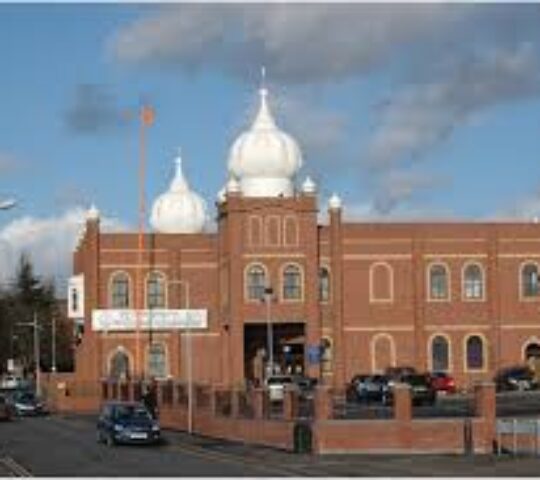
142 384 157 419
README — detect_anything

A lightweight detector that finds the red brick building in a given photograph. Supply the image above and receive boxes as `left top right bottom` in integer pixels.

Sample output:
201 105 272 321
69 87 540 389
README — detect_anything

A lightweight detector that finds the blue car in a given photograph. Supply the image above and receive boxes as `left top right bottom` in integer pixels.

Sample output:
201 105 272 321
96 401 161 446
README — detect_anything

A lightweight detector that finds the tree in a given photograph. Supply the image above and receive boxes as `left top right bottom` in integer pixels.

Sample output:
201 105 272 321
0 254 74 374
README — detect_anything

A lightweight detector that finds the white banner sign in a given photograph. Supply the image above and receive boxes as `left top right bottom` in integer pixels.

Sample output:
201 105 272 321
91 309 208 331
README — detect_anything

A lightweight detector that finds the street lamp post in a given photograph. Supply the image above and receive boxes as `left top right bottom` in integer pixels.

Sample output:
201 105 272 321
263 286 274 378
51 314 57 373
168 279 193 434
17 311 40 397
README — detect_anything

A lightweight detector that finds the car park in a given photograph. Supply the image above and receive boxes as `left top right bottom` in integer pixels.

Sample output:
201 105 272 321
494 366 537 392
96 401 161 446
429 372 457 395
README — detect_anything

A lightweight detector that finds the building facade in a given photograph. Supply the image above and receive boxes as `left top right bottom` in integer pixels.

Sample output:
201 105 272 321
69 87 540 389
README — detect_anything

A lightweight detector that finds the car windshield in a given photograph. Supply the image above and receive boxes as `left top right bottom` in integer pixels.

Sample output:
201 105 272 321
17 392 36 403
114 405 151 421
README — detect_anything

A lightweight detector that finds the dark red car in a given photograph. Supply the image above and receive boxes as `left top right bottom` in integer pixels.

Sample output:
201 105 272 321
429 372 457 395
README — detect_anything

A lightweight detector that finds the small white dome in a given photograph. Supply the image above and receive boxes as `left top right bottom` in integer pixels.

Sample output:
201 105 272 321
86 204 100 220
150 153 207 234
217 187 227 203
302 176 316 195
226 176 241 194
328 193 342 210
228 88 302 198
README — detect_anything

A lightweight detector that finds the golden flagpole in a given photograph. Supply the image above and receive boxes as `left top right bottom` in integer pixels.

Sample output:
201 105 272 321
135 104 155 379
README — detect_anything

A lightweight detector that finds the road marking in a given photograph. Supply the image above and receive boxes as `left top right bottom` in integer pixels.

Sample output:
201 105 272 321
0 457 32 477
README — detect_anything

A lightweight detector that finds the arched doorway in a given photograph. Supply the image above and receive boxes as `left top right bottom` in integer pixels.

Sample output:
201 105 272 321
110 349 130 380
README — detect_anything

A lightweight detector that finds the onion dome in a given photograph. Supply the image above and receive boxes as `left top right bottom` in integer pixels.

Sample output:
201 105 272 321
228 87 302 197
150 152 207 234
301 176 316 195
328 193 342 210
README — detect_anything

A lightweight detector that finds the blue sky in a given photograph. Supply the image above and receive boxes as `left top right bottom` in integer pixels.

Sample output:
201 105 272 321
1 3 540 285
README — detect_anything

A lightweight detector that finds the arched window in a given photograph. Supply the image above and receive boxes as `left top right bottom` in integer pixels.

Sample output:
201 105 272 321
110 349 130 380
110 272 130 308
466 335 484 370
283 264 302 300
147 343 167 378
370 262 393 302
431 335 449 372
464 264 484 300
147 272 166 309
522 263 539 298
429 264 449 300
319 267 330 302
246 264 266 301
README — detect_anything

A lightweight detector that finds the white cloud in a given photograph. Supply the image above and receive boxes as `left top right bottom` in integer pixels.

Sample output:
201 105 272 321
367 43 540 170
0 208 128 289
108 4 465 84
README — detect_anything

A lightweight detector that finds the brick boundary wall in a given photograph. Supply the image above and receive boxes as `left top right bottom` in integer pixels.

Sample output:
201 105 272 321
45 377 497 455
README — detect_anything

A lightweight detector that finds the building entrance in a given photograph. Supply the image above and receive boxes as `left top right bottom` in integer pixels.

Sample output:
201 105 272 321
244 323 305 386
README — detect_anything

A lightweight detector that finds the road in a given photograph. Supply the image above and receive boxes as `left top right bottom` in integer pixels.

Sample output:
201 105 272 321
2 414 540 476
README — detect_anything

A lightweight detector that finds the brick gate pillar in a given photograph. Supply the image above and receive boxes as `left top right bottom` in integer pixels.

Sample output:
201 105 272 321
474 381 496 453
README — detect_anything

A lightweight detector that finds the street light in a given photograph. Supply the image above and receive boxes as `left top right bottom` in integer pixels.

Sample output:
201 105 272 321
16 311 40 397
167 279 193 434
262 286 274 378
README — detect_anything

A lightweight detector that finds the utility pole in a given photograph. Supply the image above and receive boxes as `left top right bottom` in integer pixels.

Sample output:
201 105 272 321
51 314 57 373
17 312 40 397
263 286 274 378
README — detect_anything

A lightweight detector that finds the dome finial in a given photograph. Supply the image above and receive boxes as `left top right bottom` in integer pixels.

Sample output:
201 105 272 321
260 65 267 91
171 148 188 192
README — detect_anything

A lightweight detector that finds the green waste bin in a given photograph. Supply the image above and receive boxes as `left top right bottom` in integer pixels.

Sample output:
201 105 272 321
294 422 312 454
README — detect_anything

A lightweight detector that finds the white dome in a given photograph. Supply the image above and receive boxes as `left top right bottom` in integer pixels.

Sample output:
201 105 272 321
302 176 316 195
328 193 342 210
228 88 302 197
86 204 100 220
150 153 207 234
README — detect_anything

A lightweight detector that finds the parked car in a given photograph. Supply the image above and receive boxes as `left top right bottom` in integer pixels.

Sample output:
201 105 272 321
96 401 161 446
291 375 317 399
429 372 457 395
494 366 537 392
385 373 436 406
346 374 390 404
265 375 294 402
0 375 24 389
11 390 48 416
0 394 14 421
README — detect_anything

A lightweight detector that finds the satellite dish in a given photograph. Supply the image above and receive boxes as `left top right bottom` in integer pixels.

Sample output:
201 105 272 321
0 198 16 210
